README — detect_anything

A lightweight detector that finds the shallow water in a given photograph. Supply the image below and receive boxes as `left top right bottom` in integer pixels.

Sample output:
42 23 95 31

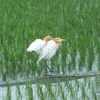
0 77 99 100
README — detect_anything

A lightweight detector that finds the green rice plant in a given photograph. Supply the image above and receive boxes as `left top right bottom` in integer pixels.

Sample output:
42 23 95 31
57 81 68 100
25 83 34 100
16 85 23 100
46 85 56 100
5 84 11 100
36 84 46 100
91 85 97 100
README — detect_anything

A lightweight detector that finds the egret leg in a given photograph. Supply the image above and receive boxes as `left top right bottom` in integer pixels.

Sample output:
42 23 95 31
44 61 54 73
44 61 47 73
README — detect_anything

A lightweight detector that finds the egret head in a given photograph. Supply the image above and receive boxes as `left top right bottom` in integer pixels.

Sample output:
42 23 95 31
44 35 52 42
53 37 66 43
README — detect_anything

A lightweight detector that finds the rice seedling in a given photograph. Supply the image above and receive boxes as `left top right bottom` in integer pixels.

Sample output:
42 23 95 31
5 84 11 100
16 85 23 100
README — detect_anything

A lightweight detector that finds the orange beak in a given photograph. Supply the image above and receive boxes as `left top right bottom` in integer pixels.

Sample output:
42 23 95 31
60 39 66 41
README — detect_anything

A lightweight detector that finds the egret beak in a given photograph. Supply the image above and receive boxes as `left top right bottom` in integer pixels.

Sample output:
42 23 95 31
60 39 66 41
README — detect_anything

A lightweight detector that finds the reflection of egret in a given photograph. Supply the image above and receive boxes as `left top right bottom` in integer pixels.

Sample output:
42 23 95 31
37 37 66 73
27 35 52 54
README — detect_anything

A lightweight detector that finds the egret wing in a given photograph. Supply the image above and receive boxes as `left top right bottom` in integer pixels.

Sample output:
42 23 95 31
37 40 58 62
27 39 45 54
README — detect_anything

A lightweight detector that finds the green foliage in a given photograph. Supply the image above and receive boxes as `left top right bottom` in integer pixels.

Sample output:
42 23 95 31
0 0 100 76
0 0 100 99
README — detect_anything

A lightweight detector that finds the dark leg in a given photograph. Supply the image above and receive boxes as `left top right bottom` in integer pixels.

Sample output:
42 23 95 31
44 61 54 73
44 61 47 73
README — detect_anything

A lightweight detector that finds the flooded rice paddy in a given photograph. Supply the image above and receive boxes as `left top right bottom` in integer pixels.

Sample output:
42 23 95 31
0 0 100 99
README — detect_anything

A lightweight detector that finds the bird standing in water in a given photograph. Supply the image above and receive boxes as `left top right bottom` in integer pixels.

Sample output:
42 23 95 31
37 37 66 73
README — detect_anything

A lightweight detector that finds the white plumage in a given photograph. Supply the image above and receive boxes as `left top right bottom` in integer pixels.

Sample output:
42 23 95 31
37 40 59 62
37 38 66 63
27 39 45 54
27 36 52 54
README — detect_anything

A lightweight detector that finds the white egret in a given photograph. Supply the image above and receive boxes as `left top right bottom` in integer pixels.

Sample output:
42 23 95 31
27 35 52 54
37 37 66 73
